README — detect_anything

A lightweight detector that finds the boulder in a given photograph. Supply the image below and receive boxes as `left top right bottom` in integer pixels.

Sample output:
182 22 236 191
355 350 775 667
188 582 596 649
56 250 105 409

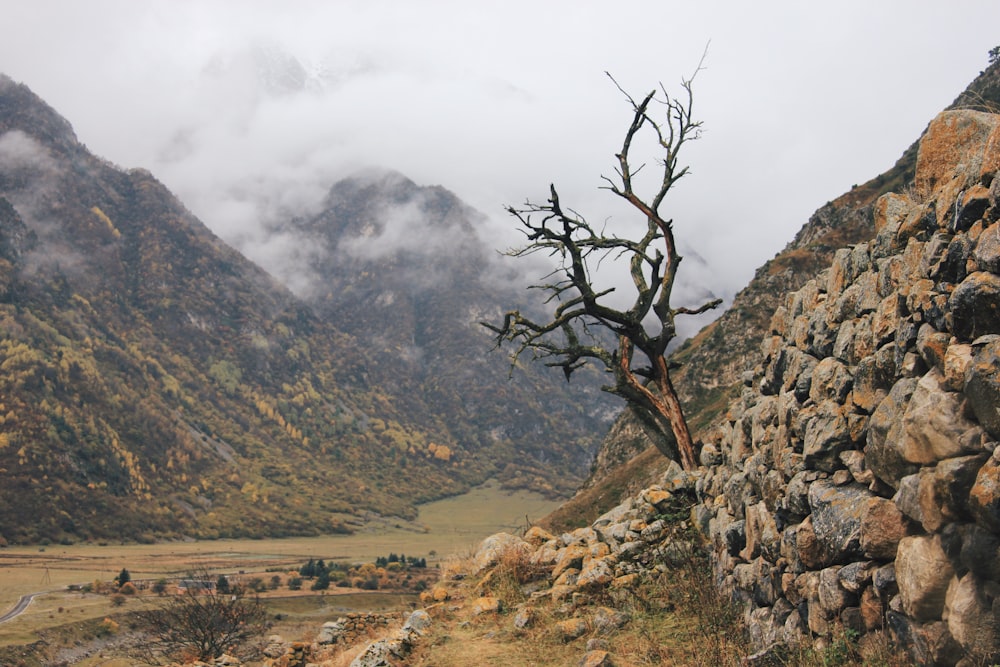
973 219 1000 272
579 650 613 667
852 345 896 414
969 452 1000 532
807 480 878 565
964 337 1000 439
474 533 528 573
552 545 589 580
945 572 1000 662
899 370 981 464
949 271 1000 341
913 110 1000 221
895 535 955 621
470 596 502 615
866 378 920 488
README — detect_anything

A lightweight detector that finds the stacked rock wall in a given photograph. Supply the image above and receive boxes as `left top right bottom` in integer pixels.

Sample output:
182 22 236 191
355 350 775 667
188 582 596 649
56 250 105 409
696 109 1000 665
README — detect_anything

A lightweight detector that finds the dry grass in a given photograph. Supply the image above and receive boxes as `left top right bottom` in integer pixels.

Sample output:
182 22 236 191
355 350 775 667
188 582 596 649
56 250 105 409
0 482 560 653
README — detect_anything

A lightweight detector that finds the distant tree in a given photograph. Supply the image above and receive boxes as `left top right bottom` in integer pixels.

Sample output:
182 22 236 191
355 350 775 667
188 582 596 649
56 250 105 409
287 576 303 591
137 571 270 663
990 45 1000 65
151 579 168 596
299 558 316 578
215 574 230 595
483 66 718 471
115 567 131 587
310 571 331 591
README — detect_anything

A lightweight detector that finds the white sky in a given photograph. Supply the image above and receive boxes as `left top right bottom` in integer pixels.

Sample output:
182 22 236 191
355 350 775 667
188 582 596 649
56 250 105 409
1 0 998 308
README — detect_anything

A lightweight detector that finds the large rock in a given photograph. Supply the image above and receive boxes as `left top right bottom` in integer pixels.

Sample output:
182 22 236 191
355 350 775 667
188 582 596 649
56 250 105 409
964 337 1000 439
974 221 1000 273
802 402 852 471
859 497 913 560
945 572 1000 662
949 271 1000 341
473 533 528 573
866 378 920 488
899 370 981 464
807 480 878 566
895 535 955 621
969 452 1000 532
913 110 1000 224
852 345 896 414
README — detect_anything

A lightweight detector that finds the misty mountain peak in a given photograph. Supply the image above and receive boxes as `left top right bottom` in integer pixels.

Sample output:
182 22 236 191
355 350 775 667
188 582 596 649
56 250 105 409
0 74 80 154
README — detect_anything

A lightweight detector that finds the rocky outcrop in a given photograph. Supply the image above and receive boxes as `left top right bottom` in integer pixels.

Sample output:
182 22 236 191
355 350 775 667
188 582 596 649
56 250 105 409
695 109 1000 665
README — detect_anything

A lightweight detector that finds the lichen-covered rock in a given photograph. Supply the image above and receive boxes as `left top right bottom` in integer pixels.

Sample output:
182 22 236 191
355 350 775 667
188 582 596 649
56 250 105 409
913 110 1000 222
807 480 877 566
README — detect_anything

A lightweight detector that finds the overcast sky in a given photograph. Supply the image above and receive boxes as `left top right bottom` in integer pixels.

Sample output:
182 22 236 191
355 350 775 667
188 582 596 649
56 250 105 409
2 1 999 310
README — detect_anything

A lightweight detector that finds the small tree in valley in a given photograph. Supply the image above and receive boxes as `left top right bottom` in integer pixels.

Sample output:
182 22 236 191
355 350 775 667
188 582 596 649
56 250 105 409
137 571 270 663
484 68 719 470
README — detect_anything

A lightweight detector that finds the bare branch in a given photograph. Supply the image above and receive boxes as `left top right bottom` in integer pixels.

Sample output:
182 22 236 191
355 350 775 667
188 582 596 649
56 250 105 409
483 65 714 470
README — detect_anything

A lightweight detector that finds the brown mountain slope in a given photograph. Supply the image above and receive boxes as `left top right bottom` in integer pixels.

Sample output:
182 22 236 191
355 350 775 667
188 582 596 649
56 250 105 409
0 75 607 544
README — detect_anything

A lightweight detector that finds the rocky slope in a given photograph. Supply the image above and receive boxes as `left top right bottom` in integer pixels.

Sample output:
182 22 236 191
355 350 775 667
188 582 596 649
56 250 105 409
547 57 1000 533
691 108 1000 665
394 108 1000 667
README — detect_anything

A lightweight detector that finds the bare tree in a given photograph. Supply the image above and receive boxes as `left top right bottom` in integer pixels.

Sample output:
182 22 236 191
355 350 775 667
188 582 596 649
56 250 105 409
483 69 719 471
136 573 270 663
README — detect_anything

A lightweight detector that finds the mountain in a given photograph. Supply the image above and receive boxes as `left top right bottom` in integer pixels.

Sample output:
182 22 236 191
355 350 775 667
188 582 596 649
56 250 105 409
0 75 612 544
542 56 1000 531
258 170 615 489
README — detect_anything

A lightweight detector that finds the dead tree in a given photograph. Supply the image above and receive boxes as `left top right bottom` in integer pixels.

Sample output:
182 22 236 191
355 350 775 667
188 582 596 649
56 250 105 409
483 70 720 471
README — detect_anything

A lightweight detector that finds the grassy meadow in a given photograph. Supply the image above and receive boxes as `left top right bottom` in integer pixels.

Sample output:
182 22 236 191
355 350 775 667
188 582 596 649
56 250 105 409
0 480 561 645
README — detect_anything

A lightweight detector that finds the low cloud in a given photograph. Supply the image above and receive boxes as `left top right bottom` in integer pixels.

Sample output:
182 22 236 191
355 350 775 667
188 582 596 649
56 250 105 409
1 1 997 329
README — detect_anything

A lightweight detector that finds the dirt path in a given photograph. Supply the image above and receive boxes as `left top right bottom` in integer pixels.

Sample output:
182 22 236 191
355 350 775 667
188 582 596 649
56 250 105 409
0 592 39 624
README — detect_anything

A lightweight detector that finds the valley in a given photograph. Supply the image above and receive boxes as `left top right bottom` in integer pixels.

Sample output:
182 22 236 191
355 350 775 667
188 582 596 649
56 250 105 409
0 480 560 647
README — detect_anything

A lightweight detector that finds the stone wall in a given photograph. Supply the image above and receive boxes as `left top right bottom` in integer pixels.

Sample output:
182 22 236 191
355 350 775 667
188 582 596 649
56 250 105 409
695 109 1000 665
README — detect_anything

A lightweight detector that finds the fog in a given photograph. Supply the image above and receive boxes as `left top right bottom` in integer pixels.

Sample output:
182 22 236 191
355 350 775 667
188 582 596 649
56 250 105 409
1 1 998 315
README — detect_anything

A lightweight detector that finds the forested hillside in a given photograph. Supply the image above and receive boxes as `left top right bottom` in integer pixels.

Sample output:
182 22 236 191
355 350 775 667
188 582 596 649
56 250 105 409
0 75 613 544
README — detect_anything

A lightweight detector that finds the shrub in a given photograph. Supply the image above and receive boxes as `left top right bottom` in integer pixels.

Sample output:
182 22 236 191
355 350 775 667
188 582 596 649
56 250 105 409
138 571 270 663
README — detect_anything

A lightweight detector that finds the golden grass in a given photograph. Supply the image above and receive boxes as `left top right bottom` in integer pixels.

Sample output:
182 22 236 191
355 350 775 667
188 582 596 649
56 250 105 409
0 481 561 646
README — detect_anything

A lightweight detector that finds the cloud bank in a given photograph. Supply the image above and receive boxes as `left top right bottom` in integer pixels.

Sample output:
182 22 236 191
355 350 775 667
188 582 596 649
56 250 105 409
1 0 998 315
